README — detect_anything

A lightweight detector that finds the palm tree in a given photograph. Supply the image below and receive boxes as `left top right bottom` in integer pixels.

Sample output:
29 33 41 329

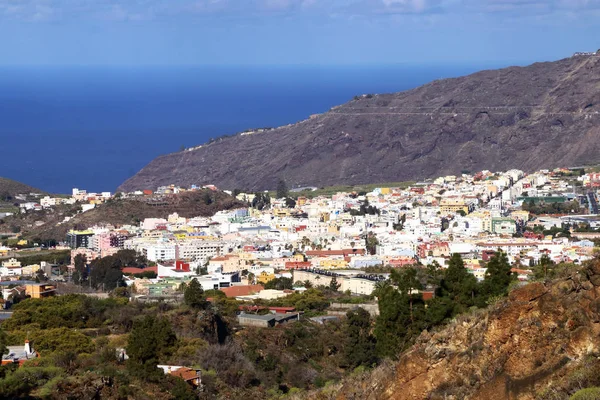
374 280 391 297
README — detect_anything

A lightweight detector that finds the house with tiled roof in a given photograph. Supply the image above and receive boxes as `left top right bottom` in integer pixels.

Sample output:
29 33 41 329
1 340 38 366
158 365 202 388
220 284 264 298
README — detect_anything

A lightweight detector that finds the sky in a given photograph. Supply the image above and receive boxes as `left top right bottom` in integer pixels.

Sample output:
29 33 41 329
0 0 599 66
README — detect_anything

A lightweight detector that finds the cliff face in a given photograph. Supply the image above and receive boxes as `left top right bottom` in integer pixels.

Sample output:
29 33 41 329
118 54 600 192
308 261 600 400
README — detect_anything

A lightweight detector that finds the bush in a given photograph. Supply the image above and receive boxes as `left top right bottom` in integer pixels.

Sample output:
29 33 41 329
571 388 600 400
200 342 257 388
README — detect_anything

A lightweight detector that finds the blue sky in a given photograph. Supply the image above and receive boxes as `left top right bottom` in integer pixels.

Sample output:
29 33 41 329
0 0 599 66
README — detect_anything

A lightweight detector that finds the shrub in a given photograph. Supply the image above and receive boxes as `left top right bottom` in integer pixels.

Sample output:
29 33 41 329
571 388 600 400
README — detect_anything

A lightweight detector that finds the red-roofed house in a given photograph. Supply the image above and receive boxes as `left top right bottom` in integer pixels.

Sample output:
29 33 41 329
122 266 158 275
285 261 312 270
220 284 264 298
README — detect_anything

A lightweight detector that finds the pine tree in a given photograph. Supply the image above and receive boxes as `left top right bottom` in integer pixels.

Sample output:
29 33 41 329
392 267 423 323
343 308 377 368
482 251 514 298
439 253 479 315
276 179 289 199
374 284 426 358
184 278 207 309
127 316 176 380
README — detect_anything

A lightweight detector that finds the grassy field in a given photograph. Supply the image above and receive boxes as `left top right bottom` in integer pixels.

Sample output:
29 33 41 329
0 249 71 265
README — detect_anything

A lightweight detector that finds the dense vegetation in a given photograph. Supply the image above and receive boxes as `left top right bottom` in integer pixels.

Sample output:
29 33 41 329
0 251 596 399
522 200 582 215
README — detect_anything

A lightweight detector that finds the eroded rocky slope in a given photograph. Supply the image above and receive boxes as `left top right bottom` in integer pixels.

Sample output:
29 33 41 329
304 260 600 400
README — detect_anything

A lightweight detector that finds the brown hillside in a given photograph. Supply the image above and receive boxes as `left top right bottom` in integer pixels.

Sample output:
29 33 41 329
119 54 600 192
2 190 246 241
301 260 600 400
0 177 45 198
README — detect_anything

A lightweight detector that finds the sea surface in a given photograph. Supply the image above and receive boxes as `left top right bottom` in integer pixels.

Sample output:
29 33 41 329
0 64 500 193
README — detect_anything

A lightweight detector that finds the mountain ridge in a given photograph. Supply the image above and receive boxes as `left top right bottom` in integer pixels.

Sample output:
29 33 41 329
118 54 600 192
0 177 46 199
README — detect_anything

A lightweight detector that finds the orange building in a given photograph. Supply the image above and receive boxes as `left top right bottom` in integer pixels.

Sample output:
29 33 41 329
25 283 56 299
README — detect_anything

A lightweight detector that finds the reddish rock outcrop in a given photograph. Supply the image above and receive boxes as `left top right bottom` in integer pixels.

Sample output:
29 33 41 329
306 260 600 400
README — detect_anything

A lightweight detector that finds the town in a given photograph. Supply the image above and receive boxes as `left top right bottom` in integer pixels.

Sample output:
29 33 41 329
1 166 599 397
2 166 599 301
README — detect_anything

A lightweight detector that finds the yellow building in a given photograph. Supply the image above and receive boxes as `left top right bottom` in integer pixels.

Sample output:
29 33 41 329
328 223 340 234
256 271 276 284
380 187 391 195
174 232 187 240
440 198 471 215
319 258 349 269
273 208 292 218
486 185 499 196
297 197 308 207
463 259 481 269
289 254 305 263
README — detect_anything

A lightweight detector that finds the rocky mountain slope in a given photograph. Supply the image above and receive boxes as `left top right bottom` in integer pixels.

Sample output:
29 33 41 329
300 261 600 400
119 53 600 192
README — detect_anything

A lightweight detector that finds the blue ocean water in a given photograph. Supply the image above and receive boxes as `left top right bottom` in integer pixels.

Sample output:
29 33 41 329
0 64 493 193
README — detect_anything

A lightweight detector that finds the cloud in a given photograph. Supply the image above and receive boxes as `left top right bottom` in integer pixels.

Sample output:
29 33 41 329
1 0 599 22
465 0 600 14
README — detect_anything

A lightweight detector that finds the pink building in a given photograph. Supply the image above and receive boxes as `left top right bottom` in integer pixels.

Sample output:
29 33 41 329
70 248 99 265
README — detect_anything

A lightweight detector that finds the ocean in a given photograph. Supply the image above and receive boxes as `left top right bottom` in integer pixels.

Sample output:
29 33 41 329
0 64 496 193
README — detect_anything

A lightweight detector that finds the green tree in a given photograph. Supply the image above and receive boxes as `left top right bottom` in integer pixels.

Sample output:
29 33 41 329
184 278 207 309
276 178 289 199
35 269 47 282
329 276 341 292
127 316 177 381
89 255 124 291
73 254 87 284
533 253 555 280
0 325 7 358
265 277 294 290
439 253 479 315
482 251 514 299
392 267 423 323
425 260 444 288
365 232 379 255
343 308 377 369
374 285 423 358
285 197 296 208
